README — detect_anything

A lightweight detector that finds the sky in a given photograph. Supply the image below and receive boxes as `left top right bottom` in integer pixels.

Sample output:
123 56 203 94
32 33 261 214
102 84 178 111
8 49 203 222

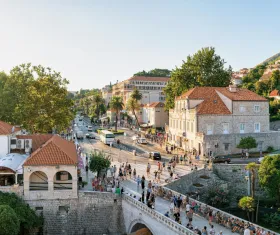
0 0 280 91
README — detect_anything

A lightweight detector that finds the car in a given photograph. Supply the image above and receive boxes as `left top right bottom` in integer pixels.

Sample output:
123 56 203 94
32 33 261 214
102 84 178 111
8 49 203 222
138 138 147 144
212 156 231 164
86 133 96 139
88 126 93 132
149 152 161 160
257 157 264 164
132 135 139 141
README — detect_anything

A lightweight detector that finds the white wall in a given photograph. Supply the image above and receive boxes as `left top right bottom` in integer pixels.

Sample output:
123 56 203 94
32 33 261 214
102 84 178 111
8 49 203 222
0 135 9 156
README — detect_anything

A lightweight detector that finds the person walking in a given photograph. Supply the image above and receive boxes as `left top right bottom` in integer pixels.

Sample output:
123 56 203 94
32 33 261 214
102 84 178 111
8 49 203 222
141 176 145 190
186 209 193 225
208 210 213 226
133 168 137 180
180 155 183 164
154 170 158 180
157 173 161 183
202 226 208 235
146 163 151 177
157 161 161 171
136 175 141 186
209 225 215 235
162 161 166 171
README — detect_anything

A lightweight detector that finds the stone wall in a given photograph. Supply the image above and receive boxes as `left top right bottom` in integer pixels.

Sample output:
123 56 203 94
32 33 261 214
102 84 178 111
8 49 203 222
164 169 206 193
26 191 126 235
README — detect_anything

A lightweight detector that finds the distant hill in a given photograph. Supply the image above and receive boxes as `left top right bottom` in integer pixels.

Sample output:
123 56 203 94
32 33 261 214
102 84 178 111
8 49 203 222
260 52 280 65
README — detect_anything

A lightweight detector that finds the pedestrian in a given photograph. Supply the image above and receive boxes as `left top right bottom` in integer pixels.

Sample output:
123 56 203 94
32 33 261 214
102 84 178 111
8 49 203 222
141 191 145 203
162 161 166 171
202 226 208 235
186 202 191 213
246 151 249 159
208 210 213 226
147 163 151 177
209 225 215 235
137 175 141 186
113 165 117 177
123 169 127 180
180 155 183 164
154 170 158 179
157 173 160 183
85 164 88 173
129 168 132 179
157 161 161 171
141 176 145 190
133 168 137 180
187 209 193 224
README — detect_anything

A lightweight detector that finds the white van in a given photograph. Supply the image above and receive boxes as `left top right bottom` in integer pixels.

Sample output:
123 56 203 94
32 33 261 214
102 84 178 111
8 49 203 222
138 138 147 144
88 126 93 132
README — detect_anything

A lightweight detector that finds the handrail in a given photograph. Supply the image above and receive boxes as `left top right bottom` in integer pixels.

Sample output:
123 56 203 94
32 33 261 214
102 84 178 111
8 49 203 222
162 186 276 234
122 194 196 235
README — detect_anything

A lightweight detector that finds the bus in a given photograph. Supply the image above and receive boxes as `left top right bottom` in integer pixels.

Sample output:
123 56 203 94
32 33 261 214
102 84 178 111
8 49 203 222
99 130 115 145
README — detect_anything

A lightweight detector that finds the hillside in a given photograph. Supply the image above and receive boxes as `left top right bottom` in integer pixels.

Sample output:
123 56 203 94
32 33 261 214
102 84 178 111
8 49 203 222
260 52 280 65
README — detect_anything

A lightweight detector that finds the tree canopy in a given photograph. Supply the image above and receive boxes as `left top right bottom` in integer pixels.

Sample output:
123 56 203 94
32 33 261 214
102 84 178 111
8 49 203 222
258 155 280 202
0 64 74 133
89 151 111 177
0 205 20 235
0 192 43 231
134 68 171 77
164 47 232 110
110 96 124 131
236 136 257 151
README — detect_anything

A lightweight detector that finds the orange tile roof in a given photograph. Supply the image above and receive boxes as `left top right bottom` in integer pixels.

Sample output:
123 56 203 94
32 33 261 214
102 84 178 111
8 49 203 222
128 76 170 82
269 89 280 97
0 121 20 135
176 87 267 115
145 102 165 108
16 134 53 152
24 135 77 166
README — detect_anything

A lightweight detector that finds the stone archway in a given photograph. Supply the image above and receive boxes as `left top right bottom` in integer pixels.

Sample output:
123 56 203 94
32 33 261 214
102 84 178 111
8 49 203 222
53 171 73 190
128 219 154 235
29 171 48 191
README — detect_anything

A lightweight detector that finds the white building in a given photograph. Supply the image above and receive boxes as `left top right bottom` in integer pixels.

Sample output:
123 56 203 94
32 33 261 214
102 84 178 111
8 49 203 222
142 102 168 128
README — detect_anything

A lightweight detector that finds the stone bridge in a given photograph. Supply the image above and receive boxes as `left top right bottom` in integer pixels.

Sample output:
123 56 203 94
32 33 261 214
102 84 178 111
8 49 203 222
122 194 195 235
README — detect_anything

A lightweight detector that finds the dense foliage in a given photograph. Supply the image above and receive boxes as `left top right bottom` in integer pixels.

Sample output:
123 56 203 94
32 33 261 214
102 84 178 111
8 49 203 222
110 96 124 131
0 192 43 232
258 155 280 203
134 68 171 77
0 64 74 133
236 136 257 151
205 186 230 208
164 47 232 110
89 151 111 177
238 196 255 221
263 212 280 230
126 88 142 126
0 205 20 235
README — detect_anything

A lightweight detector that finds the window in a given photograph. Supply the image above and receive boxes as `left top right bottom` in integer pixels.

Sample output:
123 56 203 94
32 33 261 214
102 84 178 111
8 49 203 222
224 143 229 151
254 123 260 133
56 171 72 181
254 105 260 112
239 105 246 112
206 124 213 135
222 123 229 134
240 123 245 133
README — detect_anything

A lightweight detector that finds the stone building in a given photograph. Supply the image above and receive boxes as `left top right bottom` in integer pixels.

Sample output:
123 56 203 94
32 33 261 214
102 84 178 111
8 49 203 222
168 85 280 156
142 102 168 128
23 135 78 200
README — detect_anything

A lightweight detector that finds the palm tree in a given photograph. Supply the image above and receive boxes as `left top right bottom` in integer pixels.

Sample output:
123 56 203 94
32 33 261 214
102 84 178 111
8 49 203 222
84 98 92 115
246 162 260 198
110 96 124 131
126 97 140 127
93 93 104 118
129 88 142 127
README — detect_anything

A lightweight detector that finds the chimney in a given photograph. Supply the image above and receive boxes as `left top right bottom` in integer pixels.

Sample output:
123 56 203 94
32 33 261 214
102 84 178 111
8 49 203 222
229 85 237 92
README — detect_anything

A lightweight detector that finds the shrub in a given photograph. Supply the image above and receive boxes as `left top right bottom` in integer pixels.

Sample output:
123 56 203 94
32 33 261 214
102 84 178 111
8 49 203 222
263 212 280 229
267 146 274 153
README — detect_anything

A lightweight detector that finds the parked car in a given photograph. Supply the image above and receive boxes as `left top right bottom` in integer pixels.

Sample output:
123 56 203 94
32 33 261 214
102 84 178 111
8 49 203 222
88 126 93 132
257 157 264 164
149 152 161 160
137 138 147 144
76 131 84 139
86 133 95 139
212 156 231 164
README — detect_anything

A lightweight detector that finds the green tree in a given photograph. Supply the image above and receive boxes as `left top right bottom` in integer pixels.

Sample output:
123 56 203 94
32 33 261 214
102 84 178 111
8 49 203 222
0 205 20 235
270 70 280 90
258 155 280 203
0 64 74 133
84 98 92 115
237 136 257 153
126 97 141 127
0 192 43 231
89 151 111 177
238 196 255 221
110 96 124 131
134 68 171 77
93 93 105 118
164 47 232 110
246 162 260 198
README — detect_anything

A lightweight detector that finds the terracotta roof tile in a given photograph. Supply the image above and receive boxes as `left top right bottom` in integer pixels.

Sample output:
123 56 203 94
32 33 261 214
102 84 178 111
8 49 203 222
24 135 77 166
128 76 170 82
16 134 53 152
176 87 267 115
269 89 280 97
147 102 165 108
0 121 20 135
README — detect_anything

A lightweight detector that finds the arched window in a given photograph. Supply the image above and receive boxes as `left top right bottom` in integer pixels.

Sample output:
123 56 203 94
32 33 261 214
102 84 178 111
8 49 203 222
29 171 48 191
53 171 72 190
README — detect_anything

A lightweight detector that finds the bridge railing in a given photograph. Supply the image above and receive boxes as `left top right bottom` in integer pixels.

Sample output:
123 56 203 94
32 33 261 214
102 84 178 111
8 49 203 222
161 186 276 234
123 193 196 235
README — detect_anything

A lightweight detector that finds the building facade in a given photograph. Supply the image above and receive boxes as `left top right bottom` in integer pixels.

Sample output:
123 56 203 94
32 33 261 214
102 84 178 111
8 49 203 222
168 86 280 156
112 76 170 105
142 102 168 128
101 85 112 106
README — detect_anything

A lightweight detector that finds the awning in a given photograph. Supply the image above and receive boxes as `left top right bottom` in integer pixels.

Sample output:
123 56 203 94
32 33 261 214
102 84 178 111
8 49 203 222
0 153 29 174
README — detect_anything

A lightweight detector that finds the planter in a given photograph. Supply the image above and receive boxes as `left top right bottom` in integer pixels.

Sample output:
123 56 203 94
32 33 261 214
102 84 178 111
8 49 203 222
199 175 210 180
193 183 203 188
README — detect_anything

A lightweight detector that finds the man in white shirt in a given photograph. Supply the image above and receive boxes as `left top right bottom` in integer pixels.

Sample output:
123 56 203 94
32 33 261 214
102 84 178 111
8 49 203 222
244 226 250 235
186 203 191 213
